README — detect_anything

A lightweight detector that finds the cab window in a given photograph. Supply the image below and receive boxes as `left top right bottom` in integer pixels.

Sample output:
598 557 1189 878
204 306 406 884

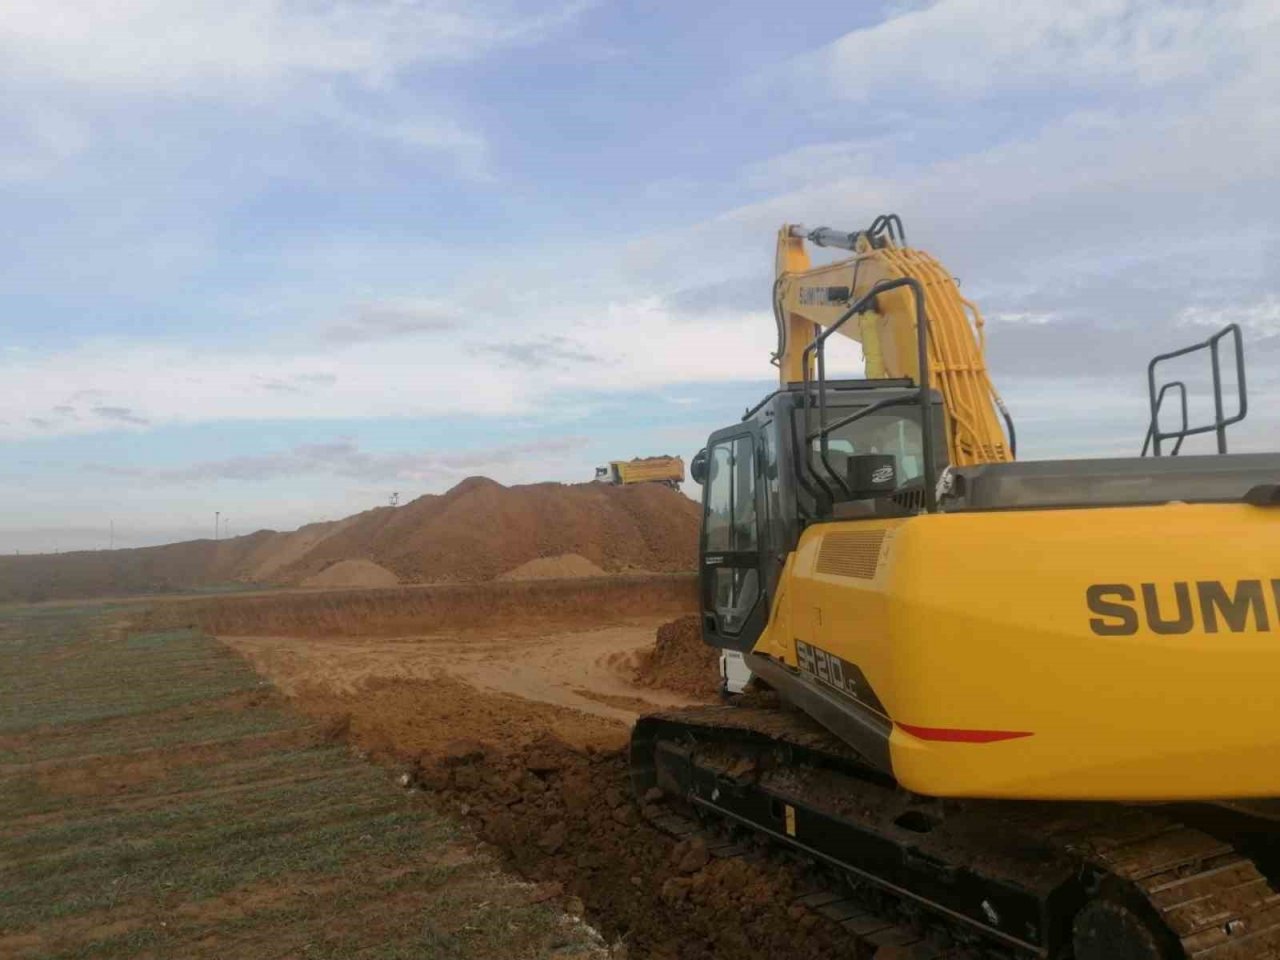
705 436 757 551
806 408 933 486
703 435 760 635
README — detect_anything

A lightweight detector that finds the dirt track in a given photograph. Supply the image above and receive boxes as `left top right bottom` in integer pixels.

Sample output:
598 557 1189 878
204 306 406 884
200 577 872 959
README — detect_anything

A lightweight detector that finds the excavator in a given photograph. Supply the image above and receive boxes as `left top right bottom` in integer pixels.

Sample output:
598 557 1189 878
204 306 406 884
630 216 1280 958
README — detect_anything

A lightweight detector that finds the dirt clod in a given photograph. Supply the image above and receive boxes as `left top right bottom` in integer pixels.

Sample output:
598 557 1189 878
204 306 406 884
528 880 565 903
441 738 487 766
672 837 710 875
539 822 569 854
633 615 720 701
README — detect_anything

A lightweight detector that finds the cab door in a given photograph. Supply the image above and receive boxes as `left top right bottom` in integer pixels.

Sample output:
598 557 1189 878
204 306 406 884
700 425 767 653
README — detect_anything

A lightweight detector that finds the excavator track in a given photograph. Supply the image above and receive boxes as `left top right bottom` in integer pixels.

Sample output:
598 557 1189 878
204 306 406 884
631 704 1280 958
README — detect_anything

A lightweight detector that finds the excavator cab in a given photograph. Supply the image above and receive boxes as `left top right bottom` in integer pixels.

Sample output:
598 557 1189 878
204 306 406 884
694 380 948 657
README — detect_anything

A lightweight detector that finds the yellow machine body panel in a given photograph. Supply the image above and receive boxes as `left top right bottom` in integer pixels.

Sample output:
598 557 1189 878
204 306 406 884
753 503 1280 801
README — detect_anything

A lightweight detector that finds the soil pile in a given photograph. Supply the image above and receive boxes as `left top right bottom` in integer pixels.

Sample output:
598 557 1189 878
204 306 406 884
499 553 607 581
300 559 399 589
0 478 699 603
295 676 865 960
634 615 720 700
0 533 277 605
240 514 363 581
274 477 699 585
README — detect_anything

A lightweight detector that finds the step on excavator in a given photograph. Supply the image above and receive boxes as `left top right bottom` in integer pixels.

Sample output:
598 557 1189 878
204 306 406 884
630 216 1280 958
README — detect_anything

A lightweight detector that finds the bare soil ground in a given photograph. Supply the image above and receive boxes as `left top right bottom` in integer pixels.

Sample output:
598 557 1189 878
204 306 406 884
192 578 875 959
0 603 605 960
227 621 696 724
5 575 878 958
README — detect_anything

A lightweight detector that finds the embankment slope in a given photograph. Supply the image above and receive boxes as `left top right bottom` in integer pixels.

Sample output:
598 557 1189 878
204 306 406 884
0 478 699 603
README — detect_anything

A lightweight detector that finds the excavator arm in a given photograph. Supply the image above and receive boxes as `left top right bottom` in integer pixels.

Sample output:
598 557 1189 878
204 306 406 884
774 216 1015 465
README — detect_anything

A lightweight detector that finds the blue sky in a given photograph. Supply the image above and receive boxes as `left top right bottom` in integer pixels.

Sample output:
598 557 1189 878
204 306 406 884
3 0 1279 552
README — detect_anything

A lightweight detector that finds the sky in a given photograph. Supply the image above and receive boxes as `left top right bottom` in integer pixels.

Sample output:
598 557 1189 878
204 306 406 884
3 0 1279 553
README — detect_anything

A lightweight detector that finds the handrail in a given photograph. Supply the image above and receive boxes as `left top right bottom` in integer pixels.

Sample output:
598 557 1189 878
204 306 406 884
1141 381 1188 457
1146 324 1246 456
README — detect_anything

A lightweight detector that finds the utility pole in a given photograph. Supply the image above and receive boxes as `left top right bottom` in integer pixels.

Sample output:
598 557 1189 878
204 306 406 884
215 511 220 542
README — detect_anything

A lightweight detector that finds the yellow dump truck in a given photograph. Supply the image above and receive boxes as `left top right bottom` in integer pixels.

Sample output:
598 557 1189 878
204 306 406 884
592 455 684 489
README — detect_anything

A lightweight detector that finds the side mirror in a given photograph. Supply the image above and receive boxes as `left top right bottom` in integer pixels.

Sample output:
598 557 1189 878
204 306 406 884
690 448 709 485
846 454 897 499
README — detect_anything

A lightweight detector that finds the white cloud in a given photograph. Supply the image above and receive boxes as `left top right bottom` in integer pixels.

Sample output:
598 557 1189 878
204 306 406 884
101 436 589 485
1179 296 1280 337
4 0 1278 469
0 295 779 441
0 0 589 179
617 2 1280 350
319 103 493 176
738 139 887 193
324 298 463 343
814 0 1277 101
986 312 1054 327
0 0 585 92
0 103 89 182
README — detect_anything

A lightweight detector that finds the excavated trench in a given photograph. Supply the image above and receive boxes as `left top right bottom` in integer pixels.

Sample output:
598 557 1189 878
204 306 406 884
307 676 872 960
184 579 875 959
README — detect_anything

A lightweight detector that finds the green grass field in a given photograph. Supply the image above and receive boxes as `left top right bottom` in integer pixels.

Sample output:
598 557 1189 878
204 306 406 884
0 603 600 959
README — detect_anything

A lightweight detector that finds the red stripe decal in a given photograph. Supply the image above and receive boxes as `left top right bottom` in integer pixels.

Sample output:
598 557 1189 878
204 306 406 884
895 723 1033 744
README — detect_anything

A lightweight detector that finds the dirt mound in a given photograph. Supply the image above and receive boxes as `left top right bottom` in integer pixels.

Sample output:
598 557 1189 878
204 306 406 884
240 514 362 581
499 553 607 581
273 478 699 586
0 532 278 604
300 559 399 588
634 615 720 700
288 675 863 960
0 478 699 602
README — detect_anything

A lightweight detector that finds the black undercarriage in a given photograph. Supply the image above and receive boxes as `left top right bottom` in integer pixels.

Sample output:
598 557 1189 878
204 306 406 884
631 704 1280 959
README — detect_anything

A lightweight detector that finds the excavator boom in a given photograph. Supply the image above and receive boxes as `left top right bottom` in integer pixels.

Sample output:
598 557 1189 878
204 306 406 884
774 220 1014 465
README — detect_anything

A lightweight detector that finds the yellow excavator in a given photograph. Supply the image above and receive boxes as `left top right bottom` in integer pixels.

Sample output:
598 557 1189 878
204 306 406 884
631 216 1280 958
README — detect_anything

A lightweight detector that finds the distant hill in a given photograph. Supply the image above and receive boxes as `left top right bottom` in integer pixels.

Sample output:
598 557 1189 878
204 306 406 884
0 478 701 604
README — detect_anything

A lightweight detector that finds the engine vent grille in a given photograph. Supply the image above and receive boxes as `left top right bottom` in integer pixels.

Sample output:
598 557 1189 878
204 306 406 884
816 531 886 579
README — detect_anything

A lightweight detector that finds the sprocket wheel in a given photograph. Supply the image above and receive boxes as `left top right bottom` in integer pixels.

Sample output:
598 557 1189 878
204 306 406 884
1072 897 1179 960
